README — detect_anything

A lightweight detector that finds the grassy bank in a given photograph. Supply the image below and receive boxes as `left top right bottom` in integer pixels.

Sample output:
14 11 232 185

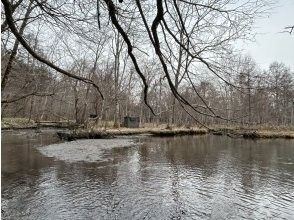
59 127 294 141
210 126 294 139
242 130 294 139
1 118 78 130
2 118 293 139
57 127 208 141
1 118 37 129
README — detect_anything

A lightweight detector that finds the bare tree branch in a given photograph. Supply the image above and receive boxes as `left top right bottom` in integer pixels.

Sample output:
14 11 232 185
1 0 104 100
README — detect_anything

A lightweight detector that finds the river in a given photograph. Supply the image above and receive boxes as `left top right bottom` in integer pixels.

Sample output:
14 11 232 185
1 129 294 219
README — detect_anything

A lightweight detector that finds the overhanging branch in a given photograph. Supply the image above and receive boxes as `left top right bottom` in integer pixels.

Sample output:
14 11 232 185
1 0 104 100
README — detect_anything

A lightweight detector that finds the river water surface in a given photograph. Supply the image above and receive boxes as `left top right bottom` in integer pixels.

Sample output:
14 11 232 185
2 129 294 219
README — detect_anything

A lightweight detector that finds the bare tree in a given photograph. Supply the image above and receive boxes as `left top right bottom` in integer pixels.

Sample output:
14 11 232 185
4 0 287 128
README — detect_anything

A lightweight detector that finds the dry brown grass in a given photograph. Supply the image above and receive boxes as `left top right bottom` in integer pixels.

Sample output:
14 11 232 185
252 131 294 139
58 127 208 141
208 124 294 132
91 127 208 135
1 117 36 129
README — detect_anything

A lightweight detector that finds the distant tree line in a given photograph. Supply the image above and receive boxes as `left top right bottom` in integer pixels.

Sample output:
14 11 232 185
2 0 293 127
2 50 293 127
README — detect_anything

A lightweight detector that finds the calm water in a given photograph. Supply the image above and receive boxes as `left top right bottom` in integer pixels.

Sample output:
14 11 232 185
1 129 294 220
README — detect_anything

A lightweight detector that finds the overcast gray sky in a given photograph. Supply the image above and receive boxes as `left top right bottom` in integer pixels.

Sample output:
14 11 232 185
240 0 294 70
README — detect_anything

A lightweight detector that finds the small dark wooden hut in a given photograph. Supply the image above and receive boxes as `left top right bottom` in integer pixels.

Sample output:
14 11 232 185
123 116 140 128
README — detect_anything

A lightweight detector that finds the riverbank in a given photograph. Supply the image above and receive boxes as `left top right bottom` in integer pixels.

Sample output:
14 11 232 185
56 126 294 141
56 128 208 141
1 118 78 130
1 118 36 129
211 127 294 139
2 118 293 140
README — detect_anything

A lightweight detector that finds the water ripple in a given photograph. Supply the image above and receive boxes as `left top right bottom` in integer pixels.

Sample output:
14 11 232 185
2 133 294 219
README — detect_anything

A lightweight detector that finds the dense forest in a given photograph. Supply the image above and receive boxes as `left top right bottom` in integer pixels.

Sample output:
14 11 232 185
1 0 294 128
